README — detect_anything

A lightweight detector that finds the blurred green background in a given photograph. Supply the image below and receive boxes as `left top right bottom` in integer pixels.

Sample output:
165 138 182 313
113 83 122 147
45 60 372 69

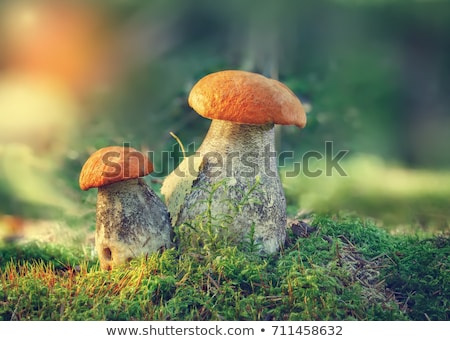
0 0 449 240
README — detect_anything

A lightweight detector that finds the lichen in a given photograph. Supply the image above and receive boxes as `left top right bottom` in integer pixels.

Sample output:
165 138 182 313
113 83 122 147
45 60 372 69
161 155 203 225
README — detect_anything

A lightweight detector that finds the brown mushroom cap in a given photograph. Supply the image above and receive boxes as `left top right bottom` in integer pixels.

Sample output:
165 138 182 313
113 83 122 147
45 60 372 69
188 70 306 128
79 146 154 190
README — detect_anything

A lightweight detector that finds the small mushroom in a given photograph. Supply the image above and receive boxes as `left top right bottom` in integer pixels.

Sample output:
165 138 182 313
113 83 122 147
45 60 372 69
79 146 172 270
161 70 306 254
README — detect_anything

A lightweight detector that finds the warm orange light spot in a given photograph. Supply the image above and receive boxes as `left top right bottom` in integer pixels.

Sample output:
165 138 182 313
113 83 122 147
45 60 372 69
1 1 107 91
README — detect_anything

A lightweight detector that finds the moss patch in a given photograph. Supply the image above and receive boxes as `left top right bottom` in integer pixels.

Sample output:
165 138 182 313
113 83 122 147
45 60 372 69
1 213 448 321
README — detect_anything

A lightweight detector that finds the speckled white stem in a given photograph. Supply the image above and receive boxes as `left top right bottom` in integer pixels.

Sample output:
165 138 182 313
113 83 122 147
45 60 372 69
96 178 172 270
162 120 287 254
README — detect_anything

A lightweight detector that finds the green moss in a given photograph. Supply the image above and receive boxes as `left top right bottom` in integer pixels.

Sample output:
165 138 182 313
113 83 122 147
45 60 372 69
0 241 92 271
0 213 448 321
382 236 450 320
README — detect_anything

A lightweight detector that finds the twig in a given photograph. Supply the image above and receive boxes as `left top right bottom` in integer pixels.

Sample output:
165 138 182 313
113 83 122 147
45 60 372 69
10 295 22 321
205 271 221 292
169 131 186 159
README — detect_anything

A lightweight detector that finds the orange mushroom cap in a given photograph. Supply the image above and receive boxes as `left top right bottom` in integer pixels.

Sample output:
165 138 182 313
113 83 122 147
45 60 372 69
79 146 154 191
188 70 306 128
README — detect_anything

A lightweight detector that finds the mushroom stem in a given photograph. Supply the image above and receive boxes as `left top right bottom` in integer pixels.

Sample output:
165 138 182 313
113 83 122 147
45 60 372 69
96 178 172 270
198 119 274 157
162 120 286 254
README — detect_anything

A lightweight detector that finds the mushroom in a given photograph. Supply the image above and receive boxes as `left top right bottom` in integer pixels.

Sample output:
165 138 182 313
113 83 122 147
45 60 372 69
79 146 172 270
161 70 306 254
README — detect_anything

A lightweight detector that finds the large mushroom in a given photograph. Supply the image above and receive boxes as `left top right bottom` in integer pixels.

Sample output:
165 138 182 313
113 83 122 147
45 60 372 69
161 70 306 254
79 146 172 270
